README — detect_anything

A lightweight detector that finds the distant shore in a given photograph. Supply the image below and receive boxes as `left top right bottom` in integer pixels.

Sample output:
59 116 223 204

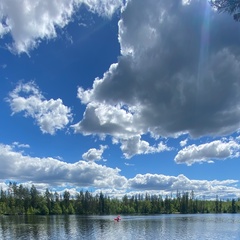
0 184 238 216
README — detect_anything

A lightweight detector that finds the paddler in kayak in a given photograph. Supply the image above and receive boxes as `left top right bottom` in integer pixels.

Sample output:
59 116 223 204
114 215 121 222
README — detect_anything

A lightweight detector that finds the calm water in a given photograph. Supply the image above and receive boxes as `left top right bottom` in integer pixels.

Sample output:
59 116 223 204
1 214 240 239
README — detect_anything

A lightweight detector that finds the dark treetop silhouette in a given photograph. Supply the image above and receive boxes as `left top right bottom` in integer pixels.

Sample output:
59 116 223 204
210 0 240 21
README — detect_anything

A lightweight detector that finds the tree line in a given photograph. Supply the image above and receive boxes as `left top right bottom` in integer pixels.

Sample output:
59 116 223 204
0 183 239 215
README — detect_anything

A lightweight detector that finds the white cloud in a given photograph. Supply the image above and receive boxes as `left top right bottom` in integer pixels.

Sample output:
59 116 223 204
128 174 178 191
0 143 127 188
82 0 122 17
73 0 240 148
12 142 30 149
82 145 108 161
119 135 171 159
0 0 122 54
7 81 72 135
93 188 127 199
72 100 141 139
128 173 240 199
180 138 188 147
124 162 134 167
174 139 240 165
0 182 9 192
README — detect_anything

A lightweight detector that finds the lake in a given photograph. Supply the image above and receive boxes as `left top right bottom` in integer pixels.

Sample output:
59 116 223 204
1 214 240 239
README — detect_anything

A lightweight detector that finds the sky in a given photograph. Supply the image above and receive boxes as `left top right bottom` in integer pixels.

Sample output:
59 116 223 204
1 0 240 200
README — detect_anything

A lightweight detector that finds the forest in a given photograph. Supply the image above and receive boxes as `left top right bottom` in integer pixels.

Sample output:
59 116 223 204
0 183 239 215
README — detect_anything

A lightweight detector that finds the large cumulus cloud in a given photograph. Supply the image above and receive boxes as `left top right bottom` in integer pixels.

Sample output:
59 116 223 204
73 0 240 146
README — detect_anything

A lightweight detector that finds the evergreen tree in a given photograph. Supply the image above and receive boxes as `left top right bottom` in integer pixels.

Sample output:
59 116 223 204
231 199 237 213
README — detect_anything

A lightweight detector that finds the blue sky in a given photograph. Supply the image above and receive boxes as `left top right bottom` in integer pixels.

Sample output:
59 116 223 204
1 0 240 199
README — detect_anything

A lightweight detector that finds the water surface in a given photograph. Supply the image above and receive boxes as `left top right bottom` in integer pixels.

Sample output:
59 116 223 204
1 214 240 239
